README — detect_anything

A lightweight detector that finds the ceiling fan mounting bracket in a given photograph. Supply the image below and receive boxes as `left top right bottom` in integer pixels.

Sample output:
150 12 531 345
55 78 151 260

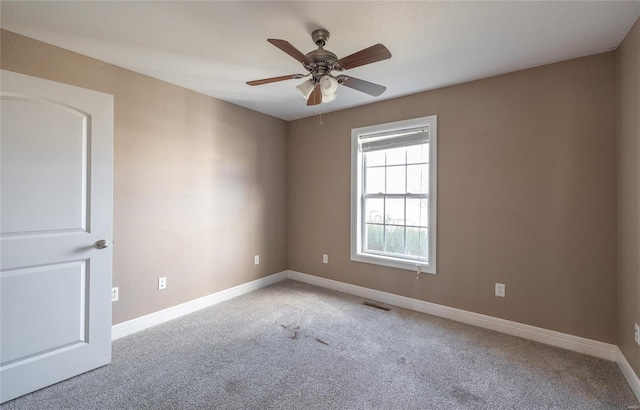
311 29 330 47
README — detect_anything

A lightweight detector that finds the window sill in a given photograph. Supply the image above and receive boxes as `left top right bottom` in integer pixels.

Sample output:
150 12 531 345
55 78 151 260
351 252 436 274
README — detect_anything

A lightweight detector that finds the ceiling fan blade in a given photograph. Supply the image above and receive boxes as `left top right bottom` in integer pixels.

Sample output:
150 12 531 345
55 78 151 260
246 74 305 86
336 44 391 70
307 84 322 106
338 75 387 97
267 39 313 65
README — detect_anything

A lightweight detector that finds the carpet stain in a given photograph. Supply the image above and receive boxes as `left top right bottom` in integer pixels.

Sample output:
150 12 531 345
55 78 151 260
363 300 392 311
224 380 248 394
451 386 487 406
280 323 329 346
280 323 301 340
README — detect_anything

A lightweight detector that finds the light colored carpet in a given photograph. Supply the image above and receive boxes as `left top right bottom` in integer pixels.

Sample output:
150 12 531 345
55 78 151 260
1 279 637 409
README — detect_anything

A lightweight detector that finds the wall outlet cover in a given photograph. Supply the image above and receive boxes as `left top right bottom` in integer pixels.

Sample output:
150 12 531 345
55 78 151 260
323 254 328 264
254 255 260 265
158 277 167 290
111 287 119 302
495 283 506 297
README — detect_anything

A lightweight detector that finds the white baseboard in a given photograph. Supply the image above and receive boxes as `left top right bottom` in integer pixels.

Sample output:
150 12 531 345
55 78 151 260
110 268 637 398
112 271 288 340
112 268 618 361
285 270 618 362
617 347 640 402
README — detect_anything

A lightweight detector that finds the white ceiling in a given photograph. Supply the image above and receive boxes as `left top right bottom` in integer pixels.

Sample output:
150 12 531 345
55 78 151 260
2 1 639 121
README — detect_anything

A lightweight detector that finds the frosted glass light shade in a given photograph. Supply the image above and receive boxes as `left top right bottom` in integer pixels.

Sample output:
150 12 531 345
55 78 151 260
320 75 338 96
322 93 337 103
296 79 315 99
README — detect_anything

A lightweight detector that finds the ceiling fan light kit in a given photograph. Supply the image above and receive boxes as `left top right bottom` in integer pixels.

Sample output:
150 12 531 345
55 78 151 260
296 79 315 99
320 75 338 96
321 92 337 103
247 29 391 107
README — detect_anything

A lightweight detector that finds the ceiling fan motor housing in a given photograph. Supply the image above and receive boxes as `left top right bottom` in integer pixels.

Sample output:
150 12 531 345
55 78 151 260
304 29 345 82
305 48 338 80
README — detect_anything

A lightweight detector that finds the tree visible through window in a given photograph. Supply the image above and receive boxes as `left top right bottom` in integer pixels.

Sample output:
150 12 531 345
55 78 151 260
351 116 437 273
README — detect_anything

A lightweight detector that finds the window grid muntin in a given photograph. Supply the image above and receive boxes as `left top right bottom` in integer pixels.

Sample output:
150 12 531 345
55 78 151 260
362 143 430 261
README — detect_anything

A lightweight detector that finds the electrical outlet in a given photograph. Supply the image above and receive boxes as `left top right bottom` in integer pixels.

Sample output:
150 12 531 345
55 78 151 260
495 283 505 298
254 255 260 265
635 323 639 345
323 254 328 264
158 277 167 290
111 287 119 302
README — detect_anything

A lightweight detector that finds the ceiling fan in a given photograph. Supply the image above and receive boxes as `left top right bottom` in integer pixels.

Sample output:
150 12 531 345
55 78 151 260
247 29 392 106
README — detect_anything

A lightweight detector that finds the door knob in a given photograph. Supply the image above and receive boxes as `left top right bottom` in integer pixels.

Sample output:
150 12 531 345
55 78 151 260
95 240 109 249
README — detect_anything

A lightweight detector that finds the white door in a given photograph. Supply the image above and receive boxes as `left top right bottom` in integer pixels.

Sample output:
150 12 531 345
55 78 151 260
0 70 114 403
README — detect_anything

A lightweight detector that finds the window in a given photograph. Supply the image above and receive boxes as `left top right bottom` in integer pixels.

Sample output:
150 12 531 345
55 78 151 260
351 116 437 273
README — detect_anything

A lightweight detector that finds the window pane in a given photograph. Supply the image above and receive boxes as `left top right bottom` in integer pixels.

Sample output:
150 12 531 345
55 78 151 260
406 198 428 227
365 198 384 224
366 167 385 194
386 147 406 165
365 224 384 252
386 166 406 194
384 225 405 255
407 164 428 194
407 143 429 164
353 117 436 270
365 150 385 167
385 197 405 225
406 227 428 259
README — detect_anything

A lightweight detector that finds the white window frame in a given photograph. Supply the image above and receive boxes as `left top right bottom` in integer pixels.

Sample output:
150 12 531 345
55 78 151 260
350 115 437 274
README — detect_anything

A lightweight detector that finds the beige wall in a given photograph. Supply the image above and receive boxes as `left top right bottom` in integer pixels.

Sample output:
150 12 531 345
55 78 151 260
288 53 618 343
1 28 627 348
1 30 289 324
617 18 640 376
